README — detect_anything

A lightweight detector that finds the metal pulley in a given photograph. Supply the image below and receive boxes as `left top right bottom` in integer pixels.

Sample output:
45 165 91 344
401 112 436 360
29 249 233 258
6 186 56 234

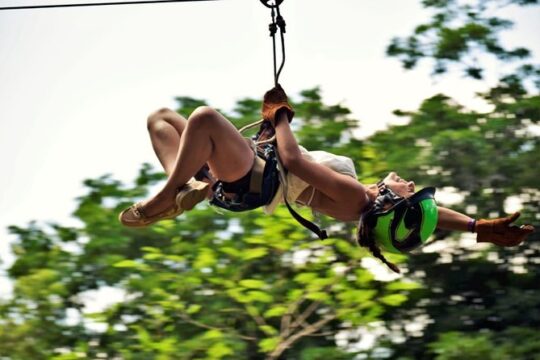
259 0 284 9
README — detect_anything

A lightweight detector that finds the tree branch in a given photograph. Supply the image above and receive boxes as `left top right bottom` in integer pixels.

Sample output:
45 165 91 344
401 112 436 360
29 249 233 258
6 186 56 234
178 313 256 341
290 300 321 331
267 315 336 360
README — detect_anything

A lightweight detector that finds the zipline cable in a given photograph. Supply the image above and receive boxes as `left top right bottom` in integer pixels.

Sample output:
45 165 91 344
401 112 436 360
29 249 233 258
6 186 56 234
0 0 219 11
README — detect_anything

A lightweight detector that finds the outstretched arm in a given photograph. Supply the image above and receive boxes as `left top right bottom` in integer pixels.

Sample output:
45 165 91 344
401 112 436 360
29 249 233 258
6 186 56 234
437 206 472 232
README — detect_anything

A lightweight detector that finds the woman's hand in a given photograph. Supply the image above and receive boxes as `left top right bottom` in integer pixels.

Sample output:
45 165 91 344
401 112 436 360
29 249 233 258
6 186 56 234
261 84 294 127
476 212 535 246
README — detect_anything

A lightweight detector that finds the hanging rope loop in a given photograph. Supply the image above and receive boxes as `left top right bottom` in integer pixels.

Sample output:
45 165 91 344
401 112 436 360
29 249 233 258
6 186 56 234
261 0 286 86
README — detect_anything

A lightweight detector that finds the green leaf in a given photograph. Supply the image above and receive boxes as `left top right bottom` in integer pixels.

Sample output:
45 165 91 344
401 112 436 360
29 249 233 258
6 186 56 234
203 329 224 340
287 289 304 302
113 259 140 268
194 247 217 269
386 281 422 291
186 304 202 314
380 294 408 306
242 247 268 260
220 246 241 257
141 246 161 253
259 325 278 336
306 291 331 302
246 290 273 303
259 337 280 353
294 272 318 284
239 279 266 289
337 289 376 304
264 305 288 318
207 342 233 359
143 253 162 260
227 288 247 303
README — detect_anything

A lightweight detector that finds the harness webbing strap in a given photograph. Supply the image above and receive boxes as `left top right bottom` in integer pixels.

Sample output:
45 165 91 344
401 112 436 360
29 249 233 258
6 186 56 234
283 198 328 240
274 151 328 240
240 128 328 240
249 156 266 194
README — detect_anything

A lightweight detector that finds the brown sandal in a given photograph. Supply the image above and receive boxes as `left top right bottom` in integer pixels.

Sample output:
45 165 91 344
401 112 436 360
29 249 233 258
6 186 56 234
118 180 210 228
118 201 182 228
176 180 209 211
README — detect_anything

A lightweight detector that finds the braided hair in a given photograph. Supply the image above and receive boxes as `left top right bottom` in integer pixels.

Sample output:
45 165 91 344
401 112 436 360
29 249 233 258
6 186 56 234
357 182 402 274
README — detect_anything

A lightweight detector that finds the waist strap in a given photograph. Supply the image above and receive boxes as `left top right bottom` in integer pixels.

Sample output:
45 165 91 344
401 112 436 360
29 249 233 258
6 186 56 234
249 155 266 194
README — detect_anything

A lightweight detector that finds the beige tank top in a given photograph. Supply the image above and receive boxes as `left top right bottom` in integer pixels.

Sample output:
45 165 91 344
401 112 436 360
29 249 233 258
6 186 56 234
264 146 357 214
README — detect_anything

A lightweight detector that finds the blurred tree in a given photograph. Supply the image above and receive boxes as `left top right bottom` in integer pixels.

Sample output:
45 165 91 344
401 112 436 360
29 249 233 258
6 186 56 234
1 1 539 359
365 0 540 358
387 0 538 78
0 90 413 360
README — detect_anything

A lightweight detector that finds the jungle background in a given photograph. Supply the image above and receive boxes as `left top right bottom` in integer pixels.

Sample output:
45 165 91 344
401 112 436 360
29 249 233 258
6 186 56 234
1 0 539 359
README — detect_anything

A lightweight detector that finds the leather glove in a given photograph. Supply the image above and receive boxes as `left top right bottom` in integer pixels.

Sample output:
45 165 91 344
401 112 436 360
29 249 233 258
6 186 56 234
261 84 294 127
476 212 534 247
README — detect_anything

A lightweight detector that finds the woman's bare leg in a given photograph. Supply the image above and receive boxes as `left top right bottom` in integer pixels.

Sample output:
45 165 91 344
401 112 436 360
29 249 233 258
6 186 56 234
147 108 188 175
140 106 255 216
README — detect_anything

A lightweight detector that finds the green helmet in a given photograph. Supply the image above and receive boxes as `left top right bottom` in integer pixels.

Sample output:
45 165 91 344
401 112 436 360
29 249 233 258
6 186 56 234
357 183 438 254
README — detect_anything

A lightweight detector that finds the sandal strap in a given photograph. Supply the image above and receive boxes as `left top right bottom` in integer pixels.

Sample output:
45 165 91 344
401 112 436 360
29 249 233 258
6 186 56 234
132 203 146 219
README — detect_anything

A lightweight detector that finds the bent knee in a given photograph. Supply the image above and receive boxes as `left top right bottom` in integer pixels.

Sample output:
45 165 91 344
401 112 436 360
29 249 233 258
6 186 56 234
147 107 174 130
187 106 221 130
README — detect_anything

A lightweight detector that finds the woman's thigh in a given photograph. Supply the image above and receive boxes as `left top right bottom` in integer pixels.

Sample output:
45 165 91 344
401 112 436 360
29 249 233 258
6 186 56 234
189 106 255 182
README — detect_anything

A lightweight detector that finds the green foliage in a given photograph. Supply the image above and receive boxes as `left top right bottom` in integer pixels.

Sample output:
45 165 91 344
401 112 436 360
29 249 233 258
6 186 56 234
387 0 538 78
0 87 399 360
427 328 540 360
299 346 357 360
428 331 502 359
367 3 540 359
366 67 539 359
1 1 539 359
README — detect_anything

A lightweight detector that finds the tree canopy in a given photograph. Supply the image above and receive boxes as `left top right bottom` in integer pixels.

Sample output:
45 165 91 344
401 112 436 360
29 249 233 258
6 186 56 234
1 0 539 359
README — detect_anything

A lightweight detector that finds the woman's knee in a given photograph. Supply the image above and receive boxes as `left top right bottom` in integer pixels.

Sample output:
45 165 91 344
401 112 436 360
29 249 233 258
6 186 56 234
147 108 174 131
187 106 222 131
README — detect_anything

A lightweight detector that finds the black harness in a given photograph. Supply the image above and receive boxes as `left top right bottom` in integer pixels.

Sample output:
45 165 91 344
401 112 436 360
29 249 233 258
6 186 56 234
210 144 280 212
209 139 327 240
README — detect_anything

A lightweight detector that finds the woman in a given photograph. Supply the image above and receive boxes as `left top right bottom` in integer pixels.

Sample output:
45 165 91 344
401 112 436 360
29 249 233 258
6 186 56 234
119 86 534 272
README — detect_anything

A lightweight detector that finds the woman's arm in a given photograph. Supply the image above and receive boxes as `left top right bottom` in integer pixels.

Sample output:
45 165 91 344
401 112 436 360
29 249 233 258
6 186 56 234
436 207 534 246
273 112 302 164
437 206 473 232
273 113 370 207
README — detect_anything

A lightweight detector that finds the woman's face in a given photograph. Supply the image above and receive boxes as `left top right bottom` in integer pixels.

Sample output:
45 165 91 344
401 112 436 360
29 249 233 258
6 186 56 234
382 172 416 198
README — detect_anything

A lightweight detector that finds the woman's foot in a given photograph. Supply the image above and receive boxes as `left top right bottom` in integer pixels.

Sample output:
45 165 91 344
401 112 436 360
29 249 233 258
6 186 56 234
176 180 210 211
118 191 179 228
118 180 210 228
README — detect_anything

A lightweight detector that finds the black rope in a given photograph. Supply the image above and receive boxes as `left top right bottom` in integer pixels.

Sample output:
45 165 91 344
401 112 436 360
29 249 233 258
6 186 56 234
262 0 286 86
274 4 286 86
0 0 218 11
